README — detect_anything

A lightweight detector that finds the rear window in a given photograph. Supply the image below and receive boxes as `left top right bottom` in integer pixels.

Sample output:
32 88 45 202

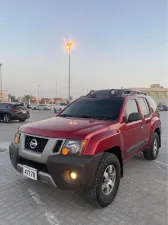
13 105 26 110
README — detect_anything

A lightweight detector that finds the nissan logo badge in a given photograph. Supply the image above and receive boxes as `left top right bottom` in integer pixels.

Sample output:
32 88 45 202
30 139 38 149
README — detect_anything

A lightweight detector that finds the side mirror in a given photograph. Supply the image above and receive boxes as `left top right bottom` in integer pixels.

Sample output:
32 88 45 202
127 112 141 123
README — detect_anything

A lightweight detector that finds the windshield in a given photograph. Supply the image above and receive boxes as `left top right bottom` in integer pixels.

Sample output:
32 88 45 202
59 97 124 121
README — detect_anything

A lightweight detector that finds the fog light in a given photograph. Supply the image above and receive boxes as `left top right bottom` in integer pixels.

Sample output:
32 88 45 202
69 171 77 180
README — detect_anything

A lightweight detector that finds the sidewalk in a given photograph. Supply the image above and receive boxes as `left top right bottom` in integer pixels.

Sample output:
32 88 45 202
0 151 167 225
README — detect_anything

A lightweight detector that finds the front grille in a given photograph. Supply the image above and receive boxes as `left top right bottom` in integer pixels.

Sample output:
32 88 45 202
20 157 49 173
25 135 48 153
53 140 63 153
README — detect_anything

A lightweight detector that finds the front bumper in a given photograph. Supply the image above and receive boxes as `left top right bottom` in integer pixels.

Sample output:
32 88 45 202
9 142 102 189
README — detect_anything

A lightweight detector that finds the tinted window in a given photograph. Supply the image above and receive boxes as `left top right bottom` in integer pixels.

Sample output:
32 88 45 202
0 103 8 109
138 98 150 118
13 105 26 110
146 97 158 113
125 100 139 120
60 103 67 106
59 98 124 121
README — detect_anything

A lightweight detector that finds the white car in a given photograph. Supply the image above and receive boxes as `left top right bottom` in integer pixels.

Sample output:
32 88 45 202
36 104 51 110
54 103 68 113
30 104 38 110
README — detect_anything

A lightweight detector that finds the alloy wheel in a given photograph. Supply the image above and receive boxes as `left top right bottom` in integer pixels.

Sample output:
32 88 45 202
101 165 116 196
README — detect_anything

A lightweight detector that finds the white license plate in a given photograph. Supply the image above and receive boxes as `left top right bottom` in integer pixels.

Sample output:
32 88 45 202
22 111 27 114
23 166 37 180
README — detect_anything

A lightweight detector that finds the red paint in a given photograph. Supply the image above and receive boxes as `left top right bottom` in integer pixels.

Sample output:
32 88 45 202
20 94 161 162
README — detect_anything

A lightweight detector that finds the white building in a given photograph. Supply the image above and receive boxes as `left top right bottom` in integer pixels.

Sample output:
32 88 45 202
0 90 9 102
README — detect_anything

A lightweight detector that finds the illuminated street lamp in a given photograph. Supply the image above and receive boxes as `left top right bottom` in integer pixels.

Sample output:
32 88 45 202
65 41 75 100
0 63 3 102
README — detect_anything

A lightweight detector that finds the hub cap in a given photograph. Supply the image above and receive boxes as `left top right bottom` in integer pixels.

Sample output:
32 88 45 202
153 138 158 155
4 115 9 123
102 165 116 196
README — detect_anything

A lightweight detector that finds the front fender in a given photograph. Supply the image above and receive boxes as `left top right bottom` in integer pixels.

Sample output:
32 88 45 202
83 128 124 155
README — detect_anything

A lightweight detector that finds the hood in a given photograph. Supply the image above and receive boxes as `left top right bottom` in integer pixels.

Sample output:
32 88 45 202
20 116 113 139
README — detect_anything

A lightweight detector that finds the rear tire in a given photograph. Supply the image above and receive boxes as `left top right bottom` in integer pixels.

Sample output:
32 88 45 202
3 114 10 123
84 153 121 207
143 132 159 160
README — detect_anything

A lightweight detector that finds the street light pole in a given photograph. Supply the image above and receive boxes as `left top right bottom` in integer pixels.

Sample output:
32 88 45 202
65 41 74 101
37 85 40 104
68 48 71 101
0 63 3 102
55 80 57 98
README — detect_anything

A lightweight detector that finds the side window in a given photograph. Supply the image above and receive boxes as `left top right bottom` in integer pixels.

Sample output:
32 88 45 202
0 103 6 109
125 100 139 121
138 98 150 118
0 104 4 109
146 97 158 113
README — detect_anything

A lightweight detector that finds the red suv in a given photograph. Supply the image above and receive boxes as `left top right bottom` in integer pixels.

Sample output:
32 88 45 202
9 89 161 207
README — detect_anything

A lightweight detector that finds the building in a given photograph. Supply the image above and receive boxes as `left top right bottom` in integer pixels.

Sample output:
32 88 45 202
131 84 168 105
0 90 9 102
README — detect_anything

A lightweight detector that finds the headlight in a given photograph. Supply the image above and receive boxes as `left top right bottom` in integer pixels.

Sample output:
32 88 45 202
14 130 21 144
61 139 87 156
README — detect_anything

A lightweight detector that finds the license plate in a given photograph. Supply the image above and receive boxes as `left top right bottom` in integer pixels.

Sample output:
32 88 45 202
22 111 27 114
23 166 37 180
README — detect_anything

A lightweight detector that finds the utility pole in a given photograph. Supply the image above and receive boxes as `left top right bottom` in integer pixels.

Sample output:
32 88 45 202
55 80 57 98
37 85 40 104
0 63 3 102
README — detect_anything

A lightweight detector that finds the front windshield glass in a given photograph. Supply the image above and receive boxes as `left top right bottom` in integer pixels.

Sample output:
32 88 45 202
59 97 124 121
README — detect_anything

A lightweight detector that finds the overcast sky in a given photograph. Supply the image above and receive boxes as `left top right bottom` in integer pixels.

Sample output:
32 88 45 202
0 0 167 99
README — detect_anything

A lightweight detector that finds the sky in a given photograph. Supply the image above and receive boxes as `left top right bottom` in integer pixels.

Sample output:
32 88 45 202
0 0 167 99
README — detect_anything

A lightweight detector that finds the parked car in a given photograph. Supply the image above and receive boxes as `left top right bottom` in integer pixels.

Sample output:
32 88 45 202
36 104 51 110
53 102 68 113
30 104 38 110
162 105 168 111
158 104 168 111
9 89 161 207
0 102 30 123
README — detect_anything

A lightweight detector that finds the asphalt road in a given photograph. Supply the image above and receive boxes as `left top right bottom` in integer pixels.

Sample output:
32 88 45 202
0 110 167 225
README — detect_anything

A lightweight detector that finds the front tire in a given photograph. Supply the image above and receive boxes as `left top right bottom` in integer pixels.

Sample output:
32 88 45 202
84 153 121 207
143 132 160 160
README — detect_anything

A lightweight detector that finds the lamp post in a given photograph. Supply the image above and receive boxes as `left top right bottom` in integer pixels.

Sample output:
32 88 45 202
65 41 75 100
0 63 3 102
37 85 40 104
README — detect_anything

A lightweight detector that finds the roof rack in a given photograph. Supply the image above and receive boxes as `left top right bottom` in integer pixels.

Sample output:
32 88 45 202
85 89 148 98
121 89 147 96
